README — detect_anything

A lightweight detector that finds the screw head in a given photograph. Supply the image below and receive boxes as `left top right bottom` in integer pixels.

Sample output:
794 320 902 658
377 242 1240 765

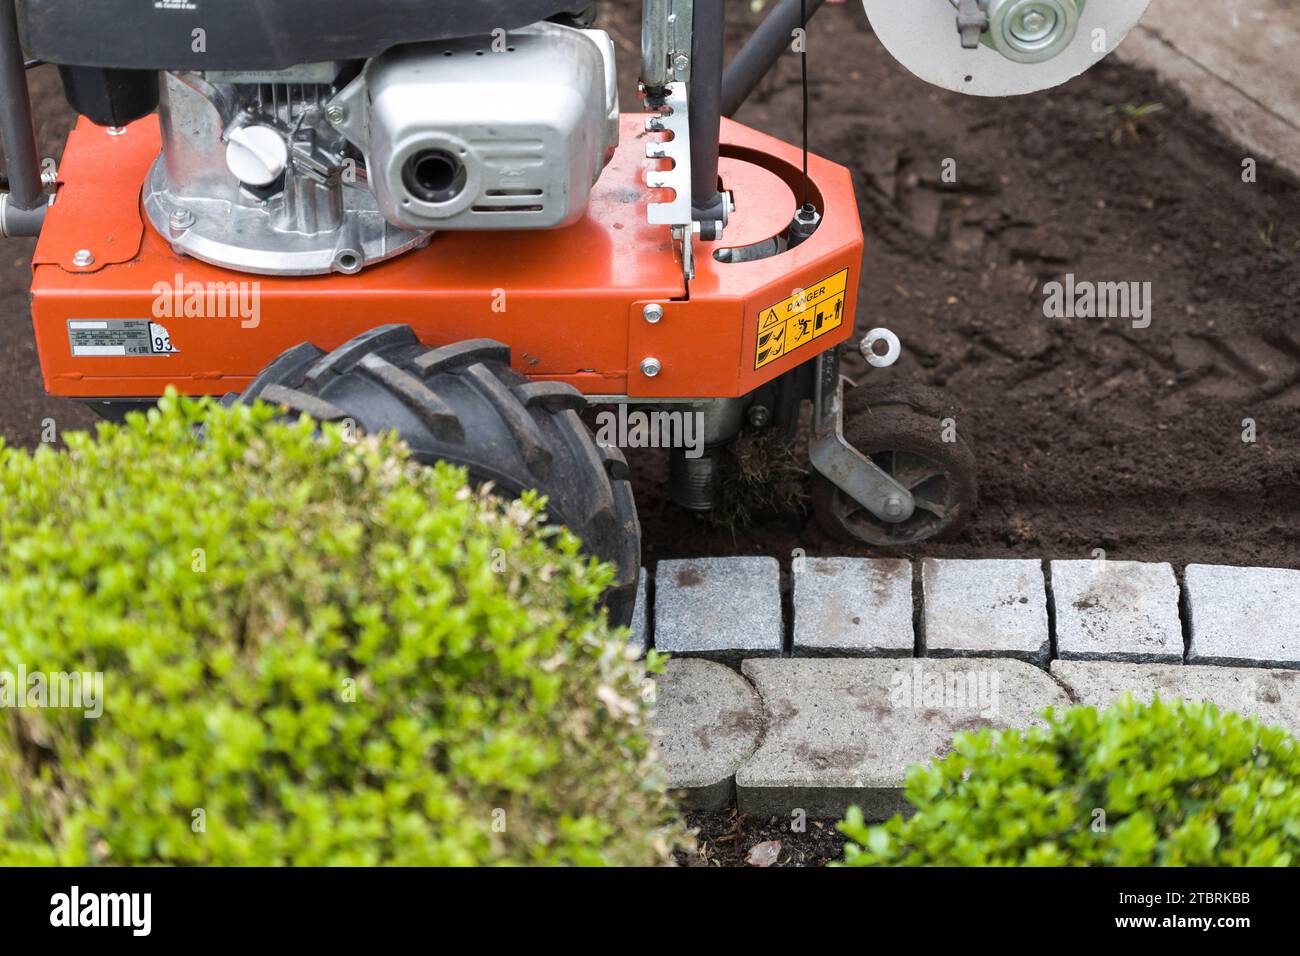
640 357 662 378
106 126 126 137
748 405 771 428
1021 10 1048 32
72 249 94 267
642 303 664 324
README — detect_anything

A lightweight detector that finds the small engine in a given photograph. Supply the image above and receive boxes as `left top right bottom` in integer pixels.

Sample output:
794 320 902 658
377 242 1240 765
138 22 617 276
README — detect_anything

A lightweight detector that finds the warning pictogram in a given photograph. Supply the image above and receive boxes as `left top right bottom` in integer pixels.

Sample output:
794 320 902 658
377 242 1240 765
754 269 849 369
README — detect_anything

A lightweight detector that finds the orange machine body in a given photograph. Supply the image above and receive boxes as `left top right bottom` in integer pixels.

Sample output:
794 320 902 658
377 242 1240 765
31 113 863 401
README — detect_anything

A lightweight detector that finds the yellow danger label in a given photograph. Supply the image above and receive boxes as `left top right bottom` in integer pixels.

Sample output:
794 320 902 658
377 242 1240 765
754 269 849 370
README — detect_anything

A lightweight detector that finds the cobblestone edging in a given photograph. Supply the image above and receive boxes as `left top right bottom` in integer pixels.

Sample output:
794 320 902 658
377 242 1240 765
640 557 1300 817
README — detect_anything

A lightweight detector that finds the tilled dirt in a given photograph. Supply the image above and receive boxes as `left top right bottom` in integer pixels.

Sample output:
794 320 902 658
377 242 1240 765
618 3 1300 572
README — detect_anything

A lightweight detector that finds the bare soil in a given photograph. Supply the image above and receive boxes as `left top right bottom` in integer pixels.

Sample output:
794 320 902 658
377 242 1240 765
618 3 1300 574
675 809 849 868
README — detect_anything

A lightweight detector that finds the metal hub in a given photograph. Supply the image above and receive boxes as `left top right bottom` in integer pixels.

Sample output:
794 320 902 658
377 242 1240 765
827 448 961 545
988 0 1080 63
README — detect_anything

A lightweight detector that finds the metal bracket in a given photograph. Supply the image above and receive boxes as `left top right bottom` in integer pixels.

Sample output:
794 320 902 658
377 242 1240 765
955 0 990 48
808 349 915 523
644 81 696 281
641 0 696 93
670 222 696 280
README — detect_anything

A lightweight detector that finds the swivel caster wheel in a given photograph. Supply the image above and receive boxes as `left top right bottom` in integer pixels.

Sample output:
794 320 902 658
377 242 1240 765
813 383 978 546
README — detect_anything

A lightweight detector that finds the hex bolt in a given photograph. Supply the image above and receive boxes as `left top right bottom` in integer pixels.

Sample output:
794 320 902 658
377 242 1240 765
883 495 906 519
170 208 196 231
1021 10 1048 32
748 405 771 428
640 357 662 377
325 105 347 125
72 249 94 267
643 303 664 324
673 52 690 76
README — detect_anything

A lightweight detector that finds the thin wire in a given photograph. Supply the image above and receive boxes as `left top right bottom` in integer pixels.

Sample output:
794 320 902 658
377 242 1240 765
800 0 810 210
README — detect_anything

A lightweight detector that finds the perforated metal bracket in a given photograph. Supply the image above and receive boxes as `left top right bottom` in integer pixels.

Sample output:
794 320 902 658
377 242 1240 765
644 82 691 227
643 81 695 279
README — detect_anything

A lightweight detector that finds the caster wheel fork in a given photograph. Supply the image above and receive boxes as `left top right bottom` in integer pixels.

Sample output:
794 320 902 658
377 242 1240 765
808 350 978 546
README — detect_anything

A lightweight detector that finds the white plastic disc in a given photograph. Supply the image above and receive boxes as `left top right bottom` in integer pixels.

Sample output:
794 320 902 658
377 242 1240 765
862 0 1152 96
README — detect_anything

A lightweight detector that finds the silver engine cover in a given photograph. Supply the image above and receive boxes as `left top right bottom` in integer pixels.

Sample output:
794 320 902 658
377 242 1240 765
142 21 618 276
332 22 619 232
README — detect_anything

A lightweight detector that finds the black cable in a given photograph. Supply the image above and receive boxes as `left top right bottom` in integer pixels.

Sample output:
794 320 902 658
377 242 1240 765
799 0 810 211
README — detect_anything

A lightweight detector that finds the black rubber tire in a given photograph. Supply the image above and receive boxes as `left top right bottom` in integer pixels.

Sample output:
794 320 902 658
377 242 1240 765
812 383 978 547
238 325 640 625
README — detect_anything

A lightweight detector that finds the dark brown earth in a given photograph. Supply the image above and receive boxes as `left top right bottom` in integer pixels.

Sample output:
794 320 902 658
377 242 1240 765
615 2 1300 574
2 3 1298 867
674 808 849 868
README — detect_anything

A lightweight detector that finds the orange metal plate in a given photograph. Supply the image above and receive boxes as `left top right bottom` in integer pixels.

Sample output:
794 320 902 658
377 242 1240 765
34 121 150 273
31 114 862 401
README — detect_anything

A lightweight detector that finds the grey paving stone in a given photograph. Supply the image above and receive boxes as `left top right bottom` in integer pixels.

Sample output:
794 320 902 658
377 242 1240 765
626 568 649 658
653 557 782 662
1052 660 1300 736
921 559 1050 665
651 659 765 810
793 557 913 657
1050 560 1183 663
735 657 1068 820
1186 564 1300 668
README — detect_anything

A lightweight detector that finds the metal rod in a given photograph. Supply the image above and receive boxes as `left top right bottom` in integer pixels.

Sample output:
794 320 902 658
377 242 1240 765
0 191 45 236
721 0 826 117
689 0 725 223
0 0 42 211
641 0 672 93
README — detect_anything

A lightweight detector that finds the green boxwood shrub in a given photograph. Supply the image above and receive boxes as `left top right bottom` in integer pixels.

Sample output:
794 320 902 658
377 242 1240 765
0 392 686 865
839 697 1300 866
